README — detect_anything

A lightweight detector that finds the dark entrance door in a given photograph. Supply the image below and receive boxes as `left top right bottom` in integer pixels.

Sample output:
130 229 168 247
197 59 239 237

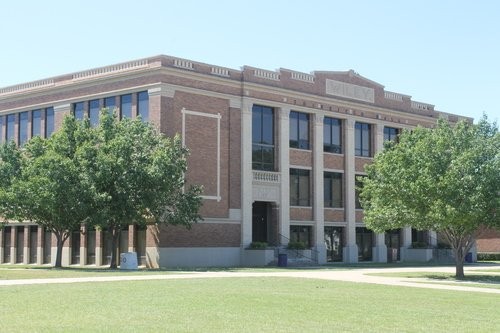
385 229 401 261
325 226 344 262
252 202 268 243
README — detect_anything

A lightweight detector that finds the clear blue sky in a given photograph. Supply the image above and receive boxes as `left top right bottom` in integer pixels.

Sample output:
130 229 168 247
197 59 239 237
1 0 498 122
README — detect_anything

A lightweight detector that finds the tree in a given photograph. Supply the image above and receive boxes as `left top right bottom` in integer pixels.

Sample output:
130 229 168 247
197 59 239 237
0 141 23 228
82 110 202 268
5 117 97 267
360 116 499 278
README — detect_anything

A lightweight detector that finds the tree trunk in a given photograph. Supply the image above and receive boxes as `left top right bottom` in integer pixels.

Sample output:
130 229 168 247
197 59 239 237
54 233 64 268
109 226 120 269
453 246 465 279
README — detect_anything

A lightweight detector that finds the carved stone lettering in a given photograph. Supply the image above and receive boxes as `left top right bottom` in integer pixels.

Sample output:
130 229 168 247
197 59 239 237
326 79 374 103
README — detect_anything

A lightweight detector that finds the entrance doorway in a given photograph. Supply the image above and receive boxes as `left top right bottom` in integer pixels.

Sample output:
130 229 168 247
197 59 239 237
252 202 269 243
385 229 401 261
356 227 373 261
325 226 344 262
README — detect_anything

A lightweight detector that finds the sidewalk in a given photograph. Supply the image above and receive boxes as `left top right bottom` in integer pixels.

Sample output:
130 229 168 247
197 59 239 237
1 264 499 294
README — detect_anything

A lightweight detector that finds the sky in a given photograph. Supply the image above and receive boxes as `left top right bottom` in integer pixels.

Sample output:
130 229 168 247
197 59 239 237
0 0 498 123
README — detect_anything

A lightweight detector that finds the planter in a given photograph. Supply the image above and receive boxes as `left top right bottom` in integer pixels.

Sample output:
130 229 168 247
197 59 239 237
400 248 433 262
243 249 275 266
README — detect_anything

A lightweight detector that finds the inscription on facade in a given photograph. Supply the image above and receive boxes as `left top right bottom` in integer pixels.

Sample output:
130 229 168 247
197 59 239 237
326 79 375 103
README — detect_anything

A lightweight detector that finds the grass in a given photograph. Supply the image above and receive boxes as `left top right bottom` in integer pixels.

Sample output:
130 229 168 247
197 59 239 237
368 271 500 289
0 277 499 332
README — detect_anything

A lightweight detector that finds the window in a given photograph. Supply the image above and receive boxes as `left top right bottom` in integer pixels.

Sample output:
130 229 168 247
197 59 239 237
0 116 3 143
323 117 342 153
384 126 399 142
290 226 311 248
120 94 132 119
290 169 310 206
252 105 274 171
73 102 85 120
104 96 116 115
355 122 372 157
137 91 149 122
19 112 29 145
89 99 100 127
32 110 42 138
6 114 15 142
355 175 366 209
324 172 343 208
289 111 309 149
45 107 54 137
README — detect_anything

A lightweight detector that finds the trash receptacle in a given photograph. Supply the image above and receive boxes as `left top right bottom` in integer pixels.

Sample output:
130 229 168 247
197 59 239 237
278 253 287 267
465 252 473 263
120 252 138 270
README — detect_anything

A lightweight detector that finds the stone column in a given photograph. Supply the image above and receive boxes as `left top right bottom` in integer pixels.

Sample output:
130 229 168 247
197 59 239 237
313 114 326 264
240 99 253 252
10 226 16 264
400 227 413 261
95 229 103 267
343 119 358 263
279 107 290 246
37 226 43 265
372 123 387 262
80 225 87 266
23 226 30 264
0 228 3 264
128 224 136 252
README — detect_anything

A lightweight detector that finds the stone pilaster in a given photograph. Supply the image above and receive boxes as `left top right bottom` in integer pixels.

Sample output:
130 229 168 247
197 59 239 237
240 99 253 250
343 119 358 263
279 107 290 246
36 226 43 265
313 113 326 264
372 123 387 262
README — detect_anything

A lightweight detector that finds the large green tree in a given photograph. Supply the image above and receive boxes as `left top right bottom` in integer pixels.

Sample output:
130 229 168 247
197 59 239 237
3 117 97 267
82 110 202 268
360 116 499 278
0 141 23 228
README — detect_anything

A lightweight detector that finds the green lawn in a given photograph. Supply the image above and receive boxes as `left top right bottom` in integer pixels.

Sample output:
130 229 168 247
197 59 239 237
0 277 499 332
368 271 500 289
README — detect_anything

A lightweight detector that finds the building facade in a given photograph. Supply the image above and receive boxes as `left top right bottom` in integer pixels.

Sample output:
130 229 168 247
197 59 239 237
0 55 471 267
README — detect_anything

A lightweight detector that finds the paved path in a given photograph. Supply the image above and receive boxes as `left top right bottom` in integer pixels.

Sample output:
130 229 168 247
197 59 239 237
1 264 499 294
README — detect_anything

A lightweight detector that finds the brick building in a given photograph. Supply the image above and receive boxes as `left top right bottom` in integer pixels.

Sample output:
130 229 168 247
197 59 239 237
0 55 473 267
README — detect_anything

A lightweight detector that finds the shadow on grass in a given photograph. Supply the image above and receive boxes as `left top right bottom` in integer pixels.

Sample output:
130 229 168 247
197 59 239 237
423 274 500 285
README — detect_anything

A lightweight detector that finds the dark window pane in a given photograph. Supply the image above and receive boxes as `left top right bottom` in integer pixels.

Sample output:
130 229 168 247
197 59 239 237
289 112 298 148
6 114 15 142
73 102 85 120
324 172 343 208
290 169 310 206
290 111 309 150
89 99 100 127
45 107 54 137
137 91 149 122
355 122 371 157
252 105 274 170
32 109 42 137
104 96 116 115
120 94 132 119
19 112 28 145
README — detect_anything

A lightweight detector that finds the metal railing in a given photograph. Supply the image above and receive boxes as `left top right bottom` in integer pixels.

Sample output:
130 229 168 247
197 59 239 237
277 233 320 264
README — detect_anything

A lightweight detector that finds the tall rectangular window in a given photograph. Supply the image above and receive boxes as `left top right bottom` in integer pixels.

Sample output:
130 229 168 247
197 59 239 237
324 117 342 153
0 116 3 143
324 172 343 208
355 175 366 209
290 168 310 206
137 91 149 122
384 126 399 142
45 107 54 137
120 94 132 119
252 105 274 171
89 99 100 127
6 114 15 142
73 102 85 120
104 96 116 115
32 109 42 138
19 112 29 145
289 111 309 149
355 122 372 157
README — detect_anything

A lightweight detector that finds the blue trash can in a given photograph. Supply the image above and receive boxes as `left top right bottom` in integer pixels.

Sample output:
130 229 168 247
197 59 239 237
465 252 473 263
278 253 287 267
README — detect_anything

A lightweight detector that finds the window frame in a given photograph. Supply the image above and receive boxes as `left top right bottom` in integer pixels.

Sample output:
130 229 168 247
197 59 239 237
252 105 275 171
355 122 372 157
289 111 310 150
323 117 342 154
290 168 310 206
324 171 343 208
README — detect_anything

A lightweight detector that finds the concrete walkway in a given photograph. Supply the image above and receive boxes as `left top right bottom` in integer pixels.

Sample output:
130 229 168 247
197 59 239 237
1 264 499 294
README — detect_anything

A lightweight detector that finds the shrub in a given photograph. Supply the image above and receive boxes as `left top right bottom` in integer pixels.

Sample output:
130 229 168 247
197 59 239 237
249 242 268 249
287 241 307 250
411 241 429 249
477 253 500 261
